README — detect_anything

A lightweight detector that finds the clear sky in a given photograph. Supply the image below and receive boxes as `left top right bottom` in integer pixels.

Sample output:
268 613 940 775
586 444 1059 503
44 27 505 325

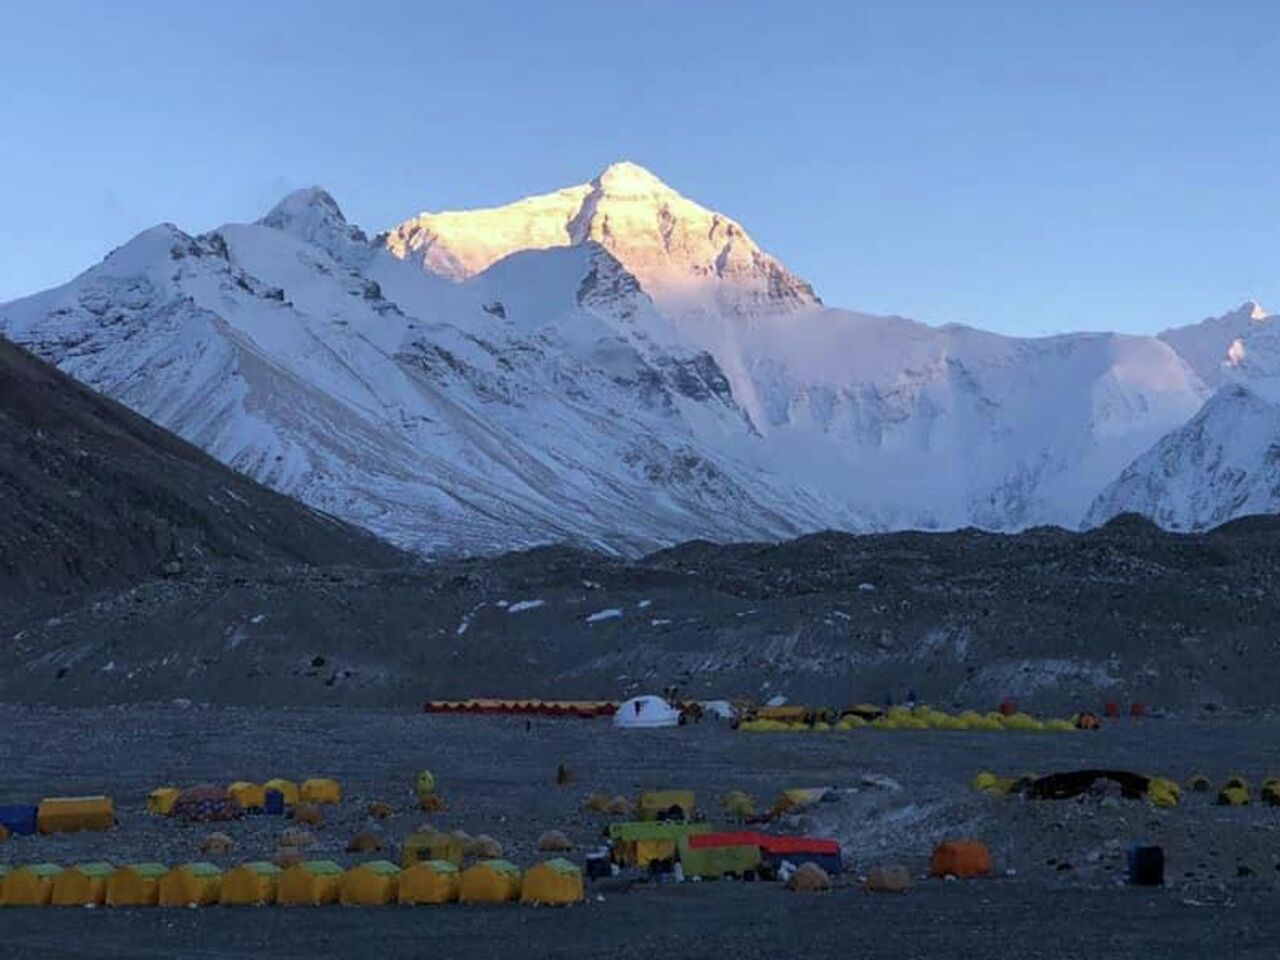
2 0 1278 335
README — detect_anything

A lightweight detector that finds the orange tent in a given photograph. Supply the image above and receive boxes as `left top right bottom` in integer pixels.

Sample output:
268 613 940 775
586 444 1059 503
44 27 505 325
929 840 993 878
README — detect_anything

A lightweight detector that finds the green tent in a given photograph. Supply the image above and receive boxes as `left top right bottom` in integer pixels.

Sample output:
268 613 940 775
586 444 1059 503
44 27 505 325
607 821 712 843
124 862 169 878
677 837 761 879
299 859 344 875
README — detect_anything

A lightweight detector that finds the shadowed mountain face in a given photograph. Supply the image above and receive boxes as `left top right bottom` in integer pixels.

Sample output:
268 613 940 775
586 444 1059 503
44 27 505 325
0 336 404 604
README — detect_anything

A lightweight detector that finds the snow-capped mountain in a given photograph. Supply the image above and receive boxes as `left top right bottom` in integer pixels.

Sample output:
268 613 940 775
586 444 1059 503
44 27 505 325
1159 300 1280 397
1 162 1275 554
1087 384 1280 530
385 161 820 321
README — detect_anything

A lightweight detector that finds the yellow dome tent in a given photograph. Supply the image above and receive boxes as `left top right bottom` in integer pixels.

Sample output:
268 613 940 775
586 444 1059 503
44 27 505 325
38 796 114 834
278 860 343 906
402 830 464 867
2 864 61 906
721 790 756 817
520 858 584 906
339 860 401 906
106 863 168 907
637 790 695 821
300 778 342 805
1146 777 1182 808
1218 783 1250 806
397 860 461 905
158 863 222 907
52 862 114 906
228 782 266 811
459 860 522 904
219 862 282 906
416 770 436 799
146 788 181 816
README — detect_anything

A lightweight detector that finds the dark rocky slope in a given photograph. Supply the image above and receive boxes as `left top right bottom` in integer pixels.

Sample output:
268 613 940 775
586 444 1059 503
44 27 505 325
0 336 404 607
5 508 1280 711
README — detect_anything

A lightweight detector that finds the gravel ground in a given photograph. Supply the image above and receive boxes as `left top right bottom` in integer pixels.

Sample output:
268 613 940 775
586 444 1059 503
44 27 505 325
3 707 1280 958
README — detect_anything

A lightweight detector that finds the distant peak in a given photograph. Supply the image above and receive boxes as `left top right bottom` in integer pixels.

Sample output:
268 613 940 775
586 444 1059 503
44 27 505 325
1240 299 1269 321
260 186 348 229
592 161 672 195
258 186 368 255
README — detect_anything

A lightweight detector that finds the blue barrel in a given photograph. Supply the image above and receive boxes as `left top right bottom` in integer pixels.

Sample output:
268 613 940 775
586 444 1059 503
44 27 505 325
0 804 38 836
1127 845 1164 886
263 789 285 816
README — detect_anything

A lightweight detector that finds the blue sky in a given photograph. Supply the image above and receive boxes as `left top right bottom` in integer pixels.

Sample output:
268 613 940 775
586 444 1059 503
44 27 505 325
2 0 1277 334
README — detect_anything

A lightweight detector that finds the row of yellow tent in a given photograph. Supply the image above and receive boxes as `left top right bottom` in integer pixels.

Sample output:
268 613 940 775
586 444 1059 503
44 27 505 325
0 858 583 908
1190 774 1280 806
974 771 1280 808
148 778 341 815
972 771 1183 807
740 705 1079 733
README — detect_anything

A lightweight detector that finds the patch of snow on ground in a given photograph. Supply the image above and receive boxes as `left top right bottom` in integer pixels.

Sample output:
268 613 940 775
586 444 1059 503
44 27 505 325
507 599 545 613
250 614 267 624
637 599 652 609
586 608 622 623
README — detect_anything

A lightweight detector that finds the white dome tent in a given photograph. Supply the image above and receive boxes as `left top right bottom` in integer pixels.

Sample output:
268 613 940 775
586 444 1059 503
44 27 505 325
613 695 681 729
700 700 735 721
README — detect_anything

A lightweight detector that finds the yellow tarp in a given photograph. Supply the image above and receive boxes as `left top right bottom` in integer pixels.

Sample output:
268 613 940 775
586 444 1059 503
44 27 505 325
300 778 342 805
633 838 677 867
520 859 583 906
756 706 810 723
339 861 400 906
158 863 222 907
219 862 281 906
106 863 168 907
459 860 521 904
277 860 343 906
38 796 114 834
398 861 460 905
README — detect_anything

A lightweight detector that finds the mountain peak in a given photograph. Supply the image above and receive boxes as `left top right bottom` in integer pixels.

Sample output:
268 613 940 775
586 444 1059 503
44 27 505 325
1239 299 1269 322
593 161 672 195
259 186 368 257
384 166 819 318
260 186 346 228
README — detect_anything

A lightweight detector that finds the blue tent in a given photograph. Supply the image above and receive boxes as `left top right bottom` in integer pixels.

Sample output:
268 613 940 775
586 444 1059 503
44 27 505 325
0 804 38 836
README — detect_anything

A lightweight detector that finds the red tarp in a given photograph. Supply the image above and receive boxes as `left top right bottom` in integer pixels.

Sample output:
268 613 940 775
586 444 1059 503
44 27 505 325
689 832 840 856
421 700 617 718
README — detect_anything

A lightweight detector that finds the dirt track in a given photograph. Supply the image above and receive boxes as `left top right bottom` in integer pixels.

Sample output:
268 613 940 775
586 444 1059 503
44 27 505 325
3 707 1280 958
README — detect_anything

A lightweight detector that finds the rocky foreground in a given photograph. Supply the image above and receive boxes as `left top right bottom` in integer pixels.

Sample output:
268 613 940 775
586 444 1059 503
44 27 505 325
2 707 1279 959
